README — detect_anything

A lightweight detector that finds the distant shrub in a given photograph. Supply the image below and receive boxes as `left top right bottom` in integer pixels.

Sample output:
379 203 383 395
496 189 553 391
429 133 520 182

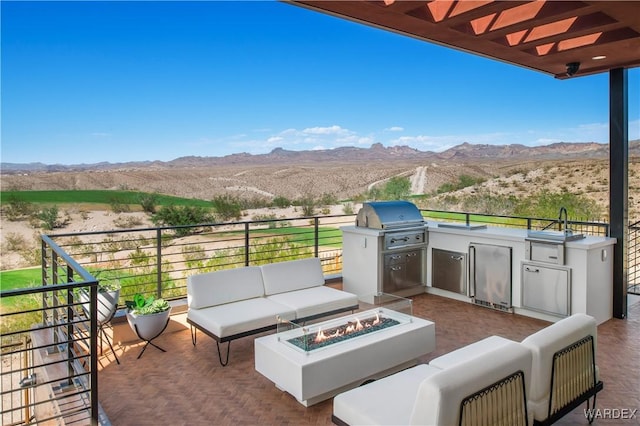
37 206 60 230
364 176 411 201
272 196 291 208
3 196 36 221
319 193 338 206
515 190 602 219
138 193 158 214
297 196 316 217
4 232 28 252
113 215 144 229
212 195 242 221
109 196 130 213
342 203 354 215
151 205 214 236
437 174 485 194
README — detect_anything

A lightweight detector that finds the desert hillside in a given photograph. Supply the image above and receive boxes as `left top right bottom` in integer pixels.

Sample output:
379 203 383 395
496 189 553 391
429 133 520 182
2 142 639 270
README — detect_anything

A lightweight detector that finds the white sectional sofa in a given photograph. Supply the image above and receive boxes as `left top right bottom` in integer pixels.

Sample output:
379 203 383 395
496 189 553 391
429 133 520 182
333 341 532 426
332 313 603 426
186 257 359 366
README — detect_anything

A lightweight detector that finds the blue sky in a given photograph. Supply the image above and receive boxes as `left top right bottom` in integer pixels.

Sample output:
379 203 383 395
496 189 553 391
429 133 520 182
2 1 639 165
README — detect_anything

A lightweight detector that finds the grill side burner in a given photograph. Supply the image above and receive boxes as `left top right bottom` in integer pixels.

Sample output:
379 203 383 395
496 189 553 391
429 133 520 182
342 201 428 298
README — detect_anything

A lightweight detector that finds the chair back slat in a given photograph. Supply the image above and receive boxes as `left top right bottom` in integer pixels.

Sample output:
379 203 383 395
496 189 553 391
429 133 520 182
549 335 597 416
459 370 528 426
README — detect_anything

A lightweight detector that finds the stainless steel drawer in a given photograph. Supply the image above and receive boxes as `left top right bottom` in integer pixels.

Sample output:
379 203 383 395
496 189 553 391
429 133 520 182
525 239 565 265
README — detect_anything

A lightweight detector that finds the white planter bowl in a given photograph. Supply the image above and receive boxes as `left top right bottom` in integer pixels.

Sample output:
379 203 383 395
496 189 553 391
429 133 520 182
126 309 171 341
80 289 120 324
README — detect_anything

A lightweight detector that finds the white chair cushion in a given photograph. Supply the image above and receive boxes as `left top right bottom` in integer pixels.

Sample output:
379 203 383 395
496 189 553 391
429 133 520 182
260 257 325 295
411 341 532 426
333 364 441 426
187 267 265 309
428 335 515 370
520 313 598 420
186 298 294 338
266 286 358 319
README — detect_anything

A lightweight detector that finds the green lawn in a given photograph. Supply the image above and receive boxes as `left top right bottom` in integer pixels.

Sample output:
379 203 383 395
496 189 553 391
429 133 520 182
250 226 343 248
0 268 42 321
0 189 213 207
0 267 41 291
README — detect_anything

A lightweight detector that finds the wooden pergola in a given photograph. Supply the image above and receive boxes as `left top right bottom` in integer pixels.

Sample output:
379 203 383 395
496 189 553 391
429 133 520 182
288 0 640 319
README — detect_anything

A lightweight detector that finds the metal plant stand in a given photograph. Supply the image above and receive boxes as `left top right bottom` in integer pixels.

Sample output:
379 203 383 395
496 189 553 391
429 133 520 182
131 317 170 359
99 311 120 364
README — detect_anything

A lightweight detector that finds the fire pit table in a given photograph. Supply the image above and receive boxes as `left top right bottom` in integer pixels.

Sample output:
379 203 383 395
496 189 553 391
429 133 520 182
254 293 435 407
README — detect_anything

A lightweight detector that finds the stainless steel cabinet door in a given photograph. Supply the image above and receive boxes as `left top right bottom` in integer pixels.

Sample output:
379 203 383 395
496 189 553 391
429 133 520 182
469 243 512 309
432 248 467 295
521 262 571 317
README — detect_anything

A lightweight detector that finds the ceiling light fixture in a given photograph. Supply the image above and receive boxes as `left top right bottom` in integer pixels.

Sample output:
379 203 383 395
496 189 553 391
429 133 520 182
592 55 607 60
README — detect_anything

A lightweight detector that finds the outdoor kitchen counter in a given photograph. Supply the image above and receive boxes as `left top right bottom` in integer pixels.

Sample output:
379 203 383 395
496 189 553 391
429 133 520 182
341 223 616 325
424 221 616 250
423 221 616 325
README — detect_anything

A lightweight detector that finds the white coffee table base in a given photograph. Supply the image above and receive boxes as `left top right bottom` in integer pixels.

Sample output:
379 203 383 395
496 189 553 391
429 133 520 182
254 312 435 407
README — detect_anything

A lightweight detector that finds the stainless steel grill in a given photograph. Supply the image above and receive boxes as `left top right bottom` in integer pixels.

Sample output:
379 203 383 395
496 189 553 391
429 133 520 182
356 201 425 231
351 201 428 296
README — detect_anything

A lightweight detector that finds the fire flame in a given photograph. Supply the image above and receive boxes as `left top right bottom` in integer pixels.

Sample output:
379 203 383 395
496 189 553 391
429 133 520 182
313 313 382 344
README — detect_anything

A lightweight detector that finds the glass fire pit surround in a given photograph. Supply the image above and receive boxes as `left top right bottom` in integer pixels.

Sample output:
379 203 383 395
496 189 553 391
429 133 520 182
276 294 412 354
255 294 435 407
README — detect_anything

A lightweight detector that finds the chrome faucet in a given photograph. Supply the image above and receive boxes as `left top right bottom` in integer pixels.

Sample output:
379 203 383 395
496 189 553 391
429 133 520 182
558 207 570 235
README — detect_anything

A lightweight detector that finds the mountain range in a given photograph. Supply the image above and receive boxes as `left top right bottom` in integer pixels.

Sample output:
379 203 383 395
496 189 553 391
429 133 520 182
2 141 639 173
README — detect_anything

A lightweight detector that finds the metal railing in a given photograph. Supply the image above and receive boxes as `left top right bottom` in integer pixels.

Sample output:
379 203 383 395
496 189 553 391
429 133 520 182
1 235 100 425
420 209 610 236
43 210 621 309
0 209 636 425
47 214 353 308
628 221 640 294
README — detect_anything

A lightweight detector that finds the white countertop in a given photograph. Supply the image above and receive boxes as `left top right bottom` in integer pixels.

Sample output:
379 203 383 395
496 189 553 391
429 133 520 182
341 222 616 250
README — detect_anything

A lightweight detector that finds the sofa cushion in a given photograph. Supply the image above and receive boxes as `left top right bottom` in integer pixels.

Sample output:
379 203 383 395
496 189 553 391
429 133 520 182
411 341 532 426
520 313 598 420
187 266 265 310
428 335 515 370
186 297 294 339
266 286 358 320
333 364 441 426
261 257 325 295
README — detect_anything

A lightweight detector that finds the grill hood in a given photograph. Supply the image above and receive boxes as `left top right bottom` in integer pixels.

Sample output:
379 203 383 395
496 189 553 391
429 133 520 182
356 201 424 230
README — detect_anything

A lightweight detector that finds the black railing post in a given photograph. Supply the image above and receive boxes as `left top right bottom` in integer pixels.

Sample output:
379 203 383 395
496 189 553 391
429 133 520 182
66 265 74 387
90 281 99 425
245 222 250 266
52 250 59 345
314 218 319 258
41 238 48 326
156 229 163 299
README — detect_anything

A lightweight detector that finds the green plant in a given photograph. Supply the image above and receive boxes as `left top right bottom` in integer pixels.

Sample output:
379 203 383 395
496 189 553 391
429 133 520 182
109 196 130 213
126 294 170 315
37 205 60 230
138 193 159 214
151 205 214 236
211 195 242 221
3 196 35 221
93 270 122 292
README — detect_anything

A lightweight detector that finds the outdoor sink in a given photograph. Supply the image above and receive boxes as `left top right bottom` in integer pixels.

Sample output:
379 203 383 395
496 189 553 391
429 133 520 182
526 230 586 242
437 223 487 230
